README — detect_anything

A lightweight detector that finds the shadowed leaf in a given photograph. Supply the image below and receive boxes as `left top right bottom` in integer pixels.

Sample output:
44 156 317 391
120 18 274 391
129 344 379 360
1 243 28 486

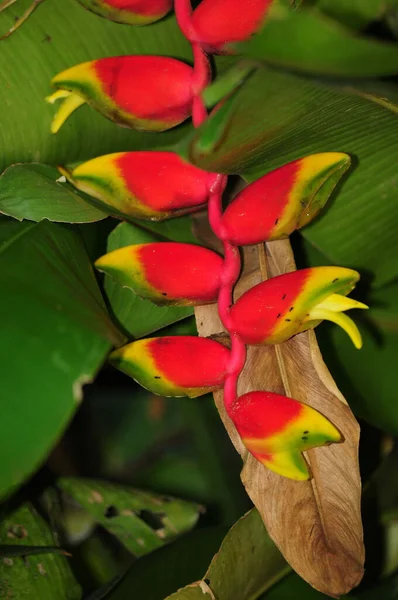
165 509 289 600
0 220 120 500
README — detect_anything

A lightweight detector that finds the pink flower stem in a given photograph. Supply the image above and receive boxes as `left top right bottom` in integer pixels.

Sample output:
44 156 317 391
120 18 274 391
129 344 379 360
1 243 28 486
175 0 246 413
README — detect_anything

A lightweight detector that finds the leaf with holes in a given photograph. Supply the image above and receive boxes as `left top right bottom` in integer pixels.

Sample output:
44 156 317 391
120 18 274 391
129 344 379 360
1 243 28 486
0 504 81 600
58 478 201 557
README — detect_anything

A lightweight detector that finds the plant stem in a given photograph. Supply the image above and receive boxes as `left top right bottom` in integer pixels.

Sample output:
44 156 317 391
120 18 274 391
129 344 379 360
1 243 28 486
174 0 247 415
0 0 46 40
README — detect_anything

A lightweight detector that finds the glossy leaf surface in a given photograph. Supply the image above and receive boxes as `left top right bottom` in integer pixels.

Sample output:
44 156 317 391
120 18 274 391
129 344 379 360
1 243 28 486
235 3 398 76
110 336 230 397
0 163 107 223
0 220 119 499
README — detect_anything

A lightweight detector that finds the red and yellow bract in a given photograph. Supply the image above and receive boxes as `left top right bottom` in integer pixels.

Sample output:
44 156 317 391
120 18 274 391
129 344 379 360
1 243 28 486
230 267 368 348
95 242 223 305
47 56 194 133
110 336 230 397
77 0 172 25
191 0 273 53
229 391 342 480
222 153 351 245
60 151 217 220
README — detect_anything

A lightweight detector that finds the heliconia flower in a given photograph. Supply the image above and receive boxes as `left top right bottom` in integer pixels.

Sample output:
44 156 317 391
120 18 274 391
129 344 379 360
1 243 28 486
229 391 342 480
77 0 172 25
95 242 223 305
59 151 217 221
221 153 351 245
110 336 230 397
190 0 273 54
46 56 194 133
230 266 368 348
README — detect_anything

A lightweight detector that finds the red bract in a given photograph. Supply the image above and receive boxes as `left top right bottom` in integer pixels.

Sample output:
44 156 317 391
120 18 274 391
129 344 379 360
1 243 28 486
110 336 230 397
191 0 273 53
230 267 367 347
47 56 194 133
77 0 172 25
221 153 351 245
229 391 342 480
95 242 223 305
60 151 217 220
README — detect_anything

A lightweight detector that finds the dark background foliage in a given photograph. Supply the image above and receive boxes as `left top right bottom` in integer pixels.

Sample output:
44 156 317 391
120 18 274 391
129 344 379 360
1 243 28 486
1 1 398 598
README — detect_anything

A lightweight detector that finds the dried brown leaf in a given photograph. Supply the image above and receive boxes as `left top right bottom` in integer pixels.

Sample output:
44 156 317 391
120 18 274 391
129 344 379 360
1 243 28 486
195 237 364 597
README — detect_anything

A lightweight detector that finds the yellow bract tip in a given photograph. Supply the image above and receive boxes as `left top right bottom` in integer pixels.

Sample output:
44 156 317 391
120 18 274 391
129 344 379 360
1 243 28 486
317 293 368 313
48 92 86 134
310 307 363 349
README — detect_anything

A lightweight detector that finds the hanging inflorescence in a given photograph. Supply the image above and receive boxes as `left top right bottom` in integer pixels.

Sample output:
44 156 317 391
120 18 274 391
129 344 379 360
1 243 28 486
47 0 368 481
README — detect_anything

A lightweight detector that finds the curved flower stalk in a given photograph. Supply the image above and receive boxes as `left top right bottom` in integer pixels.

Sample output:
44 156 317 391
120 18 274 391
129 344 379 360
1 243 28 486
110 336 230 397
59 151 217 220
95 242 223 305
229 266 368 348
77 0 172 25
46 56 194 133
58 0 366 482
221 152 351 245
189 0 274 54
171 0 364 481
230 391 342 480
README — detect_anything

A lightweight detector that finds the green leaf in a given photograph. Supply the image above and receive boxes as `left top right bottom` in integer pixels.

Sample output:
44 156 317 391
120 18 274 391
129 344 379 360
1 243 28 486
311 0 398 30
0 163 107 223
185 67 398 287
0 504 81 600
59 477 201 557
129 214 200 245
263 572 330 600
165 509 289 600
235 3 398 77
0 219 120 499
0 545 69 558
103 222 193 338
0 0 191 173
87 526 228 600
